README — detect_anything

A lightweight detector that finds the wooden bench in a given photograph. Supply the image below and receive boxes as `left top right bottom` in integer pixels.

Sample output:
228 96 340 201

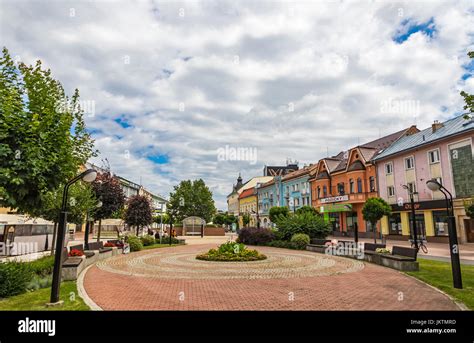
363 243 386 252
384 246 417 262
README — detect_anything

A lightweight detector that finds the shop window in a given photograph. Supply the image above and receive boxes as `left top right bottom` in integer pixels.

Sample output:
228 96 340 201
388 213 402 235
346 212 358 233
329 213 340 231
357 178 363 193
433 210 449 236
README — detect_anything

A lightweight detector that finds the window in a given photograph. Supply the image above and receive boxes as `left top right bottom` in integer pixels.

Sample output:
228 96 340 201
349 179 354 193
387 186 395 197
388 213 402 235
405 156 414 170
317 186 321 198
323 185 327 197
433 210 448 236
337 182 345 195
385 162 393 175
428 149 440 164
369 176 376 192
407 182 417 194
357 178 363 193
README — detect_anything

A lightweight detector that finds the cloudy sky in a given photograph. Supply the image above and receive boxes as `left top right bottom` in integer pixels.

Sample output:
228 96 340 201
1 0 473 209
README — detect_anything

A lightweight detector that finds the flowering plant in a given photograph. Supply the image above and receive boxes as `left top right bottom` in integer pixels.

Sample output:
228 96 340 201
104 242 116 247
68 249 84 257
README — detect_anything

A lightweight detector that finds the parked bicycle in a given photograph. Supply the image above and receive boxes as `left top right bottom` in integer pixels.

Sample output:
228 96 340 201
409 237 428 254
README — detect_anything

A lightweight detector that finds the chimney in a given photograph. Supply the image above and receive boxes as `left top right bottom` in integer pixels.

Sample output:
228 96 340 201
432 120 444 133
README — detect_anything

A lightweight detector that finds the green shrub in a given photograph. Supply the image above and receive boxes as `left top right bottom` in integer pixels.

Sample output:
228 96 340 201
28 255 55 277
275 212 331 240
237 227 274 245
140 235 156 246
0 262 34 298
126 235 143 251
26 275 52 291
290 233 310 249
196 242 266 261
159 235 181 244
265 240 302 250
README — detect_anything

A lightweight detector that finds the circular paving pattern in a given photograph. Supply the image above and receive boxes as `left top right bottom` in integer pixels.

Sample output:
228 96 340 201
96 247 364 280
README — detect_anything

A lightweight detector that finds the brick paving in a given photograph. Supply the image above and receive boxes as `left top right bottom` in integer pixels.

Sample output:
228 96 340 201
82 244 460 310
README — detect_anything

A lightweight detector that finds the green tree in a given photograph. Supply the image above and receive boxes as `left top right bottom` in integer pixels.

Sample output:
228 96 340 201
269 206 290 223
167 179 216 222
295 205 318 216
124 195 153 235
225 213 237 226
242 213 251 227
460 51 474 115
0 47 96 214
275 211 331 240
362 197 391 243
213 213 226 225
153 213 170 225
91 171 125 240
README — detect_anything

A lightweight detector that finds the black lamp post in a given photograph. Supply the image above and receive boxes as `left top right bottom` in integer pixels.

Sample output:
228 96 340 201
403 184 419 252
49 169 97 305
426 179 463 289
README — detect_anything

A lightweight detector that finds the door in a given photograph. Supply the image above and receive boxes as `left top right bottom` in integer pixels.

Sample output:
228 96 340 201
465 219 474 243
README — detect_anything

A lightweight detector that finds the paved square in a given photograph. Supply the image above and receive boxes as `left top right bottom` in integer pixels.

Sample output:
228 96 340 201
81 244 460 310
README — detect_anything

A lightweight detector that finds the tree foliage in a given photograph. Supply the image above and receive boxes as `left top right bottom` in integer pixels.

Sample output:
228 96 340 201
0 47 96 214
464 198 474 219
124 195 153 235
274 212 331 240
91 171 125 220
167 179 216 222
362 197 391 226
460 51 474 114
41 182 98 224
269 206 290 223
295 205 318 216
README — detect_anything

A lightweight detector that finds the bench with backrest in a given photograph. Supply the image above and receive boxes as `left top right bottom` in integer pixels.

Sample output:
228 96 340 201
363 243 386 252
87 241 113 253
384 246 417 261
70 244 95 258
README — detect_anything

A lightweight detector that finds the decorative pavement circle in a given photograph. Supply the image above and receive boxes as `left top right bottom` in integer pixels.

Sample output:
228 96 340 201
95 248 365 279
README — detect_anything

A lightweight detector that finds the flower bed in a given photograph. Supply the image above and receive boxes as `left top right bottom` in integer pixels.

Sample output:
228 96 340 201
196 242 266 262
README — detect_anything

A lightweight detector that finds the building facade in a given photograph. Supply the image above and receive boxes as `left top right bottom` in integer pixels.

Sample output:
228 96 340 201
238 188 258 227
310 127 418 238
281 166 313 212
374 115 474 243
227 174 244 216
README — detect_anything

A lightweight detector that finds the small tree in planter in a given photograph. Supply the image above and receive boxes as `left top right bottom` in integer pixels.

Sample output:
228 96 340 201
124 195 153 235
242 213 251 227
362 197 391 243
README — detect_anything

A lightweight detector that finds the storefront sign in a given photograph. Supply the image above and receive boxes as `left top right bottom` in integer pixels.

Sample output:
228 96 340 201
320 195 349 204
391 199 446 212
320 204 352 213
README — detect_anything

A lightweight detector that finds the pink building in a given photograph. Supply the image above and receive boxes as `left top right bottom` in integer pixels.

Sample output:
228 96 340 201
374 115 474 243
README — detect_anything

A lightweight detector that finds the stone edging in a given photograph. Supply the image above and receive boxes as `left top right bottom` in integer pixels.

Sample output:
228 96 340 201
402 272 468 311
77 264 103 311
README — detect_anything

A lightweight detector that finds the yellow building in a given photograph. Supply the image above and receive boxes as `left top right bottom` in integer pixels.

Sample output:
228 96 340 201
238 188 257 227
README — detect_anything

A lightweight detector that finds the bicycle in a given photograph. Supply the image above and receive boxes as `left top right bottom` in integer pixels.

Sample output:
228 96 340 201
410 238 428 254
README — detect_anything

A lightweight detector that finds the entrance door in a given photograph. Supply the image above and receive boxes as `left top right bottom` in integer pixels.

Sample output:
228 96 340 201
465 219 474 243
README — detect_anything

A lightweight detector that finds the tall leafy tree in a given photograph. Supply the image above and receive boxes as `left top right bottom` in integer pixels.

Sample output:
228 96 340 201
460 51 474 115
362 197 391 243
269 206 290 223
91 171 125 240
167 179 216 222
124 195 153 235
0 47 96 214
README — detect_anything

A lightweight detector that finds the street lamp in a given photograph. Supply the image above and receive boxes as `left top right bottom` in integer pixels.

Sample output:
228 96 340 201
426 179 463 289
402 184 419 252
84 200 102 250
49 169 97 305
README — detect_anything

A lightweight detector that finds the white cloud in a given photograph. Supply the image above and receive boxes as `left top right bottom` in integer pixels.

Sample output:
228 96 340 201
1 0 473 209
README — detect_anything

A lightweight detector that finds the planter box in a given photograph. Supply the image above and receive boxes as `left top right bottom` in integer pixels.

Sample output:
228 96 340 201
61 255 85 281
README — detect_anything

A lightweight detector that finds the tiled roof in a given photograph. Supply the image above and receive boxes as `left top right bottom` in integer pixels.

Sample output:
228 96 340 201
281 165 315 181
374 115 474 161
238 188 256 199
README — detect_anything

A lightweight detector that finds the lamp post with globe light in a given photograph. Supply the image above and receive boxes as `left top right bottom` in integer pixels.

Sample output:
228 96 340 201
426 179 462 289
49 169 97 305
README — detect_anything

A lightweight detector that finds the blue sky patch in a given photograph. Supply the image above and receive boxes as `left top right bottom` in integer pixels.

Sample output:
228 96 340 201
147 154 169 164
114 116 133 129
393 18 437 44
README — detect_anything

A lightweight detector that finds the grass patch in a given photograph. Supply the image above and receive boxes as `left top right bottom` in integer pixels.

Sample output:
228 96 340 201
0 281 89 311
142 243 179 250
406 258 474 310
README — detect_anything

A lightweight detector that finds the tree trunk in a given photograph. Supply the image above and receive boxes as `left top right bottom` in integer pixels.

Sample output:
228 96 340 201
136 225 139 236
51 222 58 254
97 218 102 242
373 222 377 244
